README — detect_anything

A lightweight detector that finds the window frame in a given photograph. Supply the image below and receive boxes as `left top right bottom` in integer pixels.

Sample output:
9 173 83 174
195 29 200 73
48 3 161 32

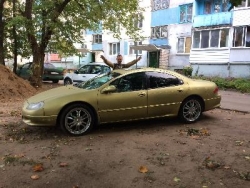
93 34 102 44
134 14 143 28
192 28 230 49
232 26 250 47
177 37 191 54
203 0 229 14
151 0 170 11
129 41 143 55
235 0 250 8
179 3 193 23
151 25 168 39
109 42 120 55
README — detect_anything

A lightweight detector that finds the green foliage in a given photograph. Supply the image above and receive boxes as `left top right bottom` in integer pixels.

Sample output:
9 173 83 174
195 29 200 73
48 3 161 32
183 66 193 77
193 76 250 93
228 0 243 10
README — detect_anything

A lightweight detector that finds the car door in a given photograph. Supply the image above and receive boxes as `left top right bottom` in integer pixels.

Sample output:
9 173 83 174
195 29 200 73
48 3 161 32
72 65 104 83
98 72 148 123
146 71 188 117
71 65 91 82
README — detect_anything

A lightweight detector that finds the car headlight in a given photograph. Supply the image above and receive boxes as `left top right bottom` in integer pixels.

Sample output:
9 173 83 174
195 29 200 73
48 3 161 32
26 101 44 110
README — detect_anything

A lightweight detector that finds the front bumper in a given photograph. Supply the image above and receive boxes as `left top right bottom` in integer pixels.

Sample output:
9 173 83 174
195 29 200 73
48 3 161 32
22 115 57 126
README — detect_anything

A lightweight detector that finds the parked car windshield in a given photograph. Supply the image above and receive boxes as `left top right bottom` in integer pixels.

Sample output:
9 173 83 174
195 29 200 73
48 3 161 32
44 63 56 69
77 72 121 90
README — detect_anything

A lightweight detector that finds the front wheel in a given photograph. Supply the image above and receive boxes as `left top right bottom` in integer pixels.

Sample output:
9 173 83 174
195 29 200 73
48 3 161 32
64 78 72 85
59 104 95 136
178 98 202 123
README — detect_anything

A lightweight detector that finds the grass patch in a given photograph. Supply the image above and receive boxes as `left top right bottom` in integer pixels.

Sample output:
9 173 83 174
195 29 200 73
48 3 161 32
4 155 39 166
192 76 250 93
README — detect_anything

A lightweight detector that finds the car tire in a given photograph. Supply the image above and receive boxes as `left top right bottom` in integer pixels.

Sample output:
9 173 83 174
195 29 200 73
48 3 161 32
52 80 59 83
59 104 95 136
64 78 72 85
178 97 202 123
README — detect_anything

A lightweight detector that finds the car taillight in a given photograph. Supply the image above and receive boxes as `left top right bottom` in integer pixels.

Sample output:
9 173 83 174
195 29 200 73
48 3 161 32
213 86 219 94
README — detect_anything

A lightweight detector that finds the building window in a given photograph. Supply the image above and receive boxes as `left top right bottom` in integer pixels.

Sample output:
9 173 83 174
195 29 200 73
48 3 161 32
177 37 191 53
204 0 229 14
152 0 170 11
151 25 168 39
109 42 120 55
193 28 230 49
233 26 250 47
80 44 88 57
130 42 142 55
93 34 102 43
236 0 250 8
180 4 193 23
134 14 143 28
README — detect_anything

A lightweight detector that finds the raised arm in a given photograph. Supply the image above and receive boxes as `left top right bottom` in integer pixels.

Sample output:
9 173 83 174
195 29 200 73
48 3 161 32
125 56 142 68
100 55 114 68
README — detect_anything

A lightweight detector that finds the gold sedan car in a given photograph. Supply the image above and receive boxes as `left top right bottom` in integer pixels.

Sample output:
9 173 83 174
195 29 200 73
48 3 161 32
22 68 221 136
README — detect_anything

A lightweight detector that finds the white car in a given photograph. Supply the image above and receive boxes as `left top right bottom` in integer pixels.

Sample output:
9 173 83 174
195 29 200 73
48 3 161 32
64 62 111 85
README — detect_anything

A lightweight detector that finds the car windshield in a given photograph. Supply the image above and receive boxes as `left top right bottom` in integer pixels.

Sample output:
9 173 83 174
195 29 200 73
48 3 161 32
44 63 55 69
77 72 121 90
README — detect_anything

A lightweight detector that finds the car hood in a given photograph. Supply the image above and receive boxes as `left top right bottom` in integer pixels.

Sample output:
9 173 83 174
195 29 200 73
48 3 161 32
26 85 86 103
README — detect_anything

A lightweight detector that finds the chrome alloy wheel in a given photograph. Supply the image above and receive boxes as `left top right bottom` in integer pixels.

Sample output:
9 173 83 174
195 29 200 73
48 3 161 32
182 99 202 122
64 107 92 135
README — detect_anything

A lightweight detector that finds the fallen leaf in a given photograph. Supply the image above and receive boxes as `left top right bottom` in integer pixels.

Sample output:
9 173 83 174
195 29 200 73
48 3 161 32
224 166 230 169
245 156 250 160
138 166 148 173
59 162 68 167
173 177 181 182
33 164 44 172
191 135 200 139
30 174 40 180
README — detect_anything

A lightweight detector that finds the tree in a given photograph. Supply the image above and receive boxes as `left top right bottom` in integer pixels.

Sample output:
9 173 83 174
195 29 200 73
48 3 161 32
13 0 143 87
0 0 6 65
228 0 243 11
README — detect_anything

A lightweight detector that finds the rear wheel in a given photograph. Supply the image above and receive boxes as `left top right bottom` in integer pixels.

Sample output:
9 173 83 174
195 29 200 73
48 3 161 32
178 97 202 123
64 78 72 85
52 80 59 83
59 104 95 136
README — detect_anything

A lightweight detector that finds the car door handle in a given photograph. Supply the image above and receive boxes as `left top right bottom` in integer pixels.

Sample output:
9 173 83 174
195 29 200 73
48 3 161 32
177 88 183 92
82 76 86 77
138 92 146 97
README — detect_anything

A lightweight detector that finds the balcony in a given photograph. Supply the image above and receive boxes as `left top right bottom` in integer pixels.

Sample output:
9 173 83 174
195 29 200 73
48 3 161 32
193 12 232 28
233 7 250 26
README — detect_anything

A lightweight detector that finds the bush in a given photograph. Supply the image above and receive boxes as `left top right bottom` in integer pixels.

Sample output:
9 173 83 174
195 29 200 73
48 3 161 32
183 66 193 77
193 76 250 93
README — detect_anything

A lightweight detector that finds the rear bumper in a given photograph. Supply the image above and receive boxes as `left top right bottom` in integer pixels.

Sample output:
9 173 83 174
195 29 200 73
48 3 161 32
204 96 221 111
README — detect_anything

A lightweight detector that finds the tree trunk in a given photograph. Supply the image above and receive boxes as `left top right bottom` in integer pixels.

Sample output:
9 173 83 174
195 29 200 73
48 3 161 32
0 0 5 65
12 0 17 73
30 49 45 87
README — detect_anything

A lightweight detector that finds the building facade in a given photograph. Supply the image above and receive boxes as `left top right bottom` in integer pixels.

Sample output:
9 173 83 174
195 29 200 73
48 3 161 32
50 0 250 78
190 0 250 78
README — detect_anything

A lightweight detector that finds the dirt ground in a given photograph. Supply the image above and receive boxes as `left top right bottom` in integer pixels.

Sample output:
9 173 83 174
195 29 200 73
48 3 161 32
0 65 250 188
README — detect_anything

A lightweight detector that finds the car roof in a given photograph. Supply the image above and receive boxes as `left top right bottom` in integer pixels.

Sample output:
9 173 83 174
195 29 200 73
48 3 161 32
84 62 109 66
113 67 187 79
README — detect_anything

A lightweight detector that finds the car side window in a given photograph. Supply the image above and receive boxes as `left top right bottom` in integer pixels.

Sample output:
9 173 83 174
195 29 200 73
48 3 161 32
146 72 183 89
22 63 31 69
102 66 111 74
110 72 146 92
78 66 90 74
44 63 55 69
90 65 102 74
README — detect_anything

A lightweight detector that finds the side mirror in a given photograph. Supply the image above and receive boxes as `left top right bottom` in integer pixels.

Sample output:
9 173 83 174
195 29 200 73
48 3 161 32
101 85 117 94
74 70 79 74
